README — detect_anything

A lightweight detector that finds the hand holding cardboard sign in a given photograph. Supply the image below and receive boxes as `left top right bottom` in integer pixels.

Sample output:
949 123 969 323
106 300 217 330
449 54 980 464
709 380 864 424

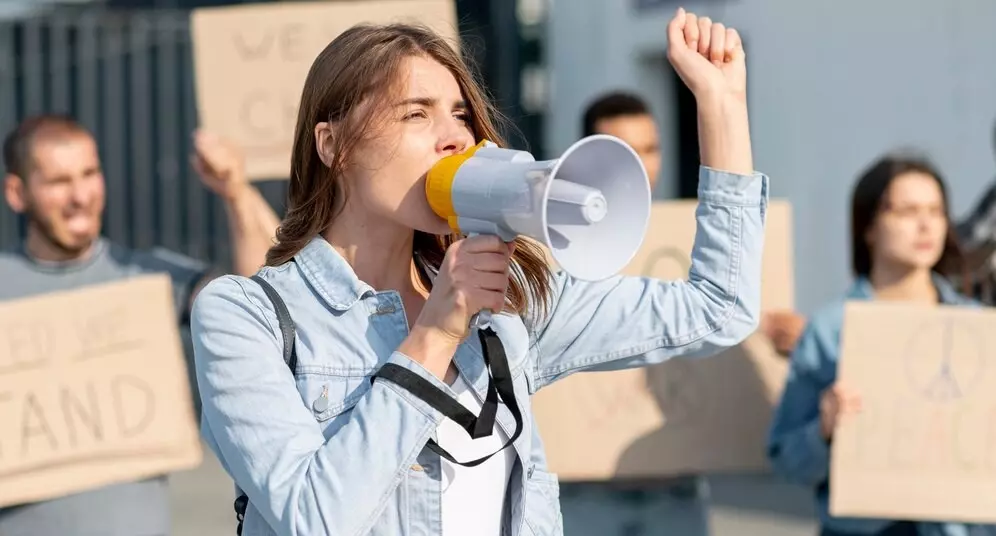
761 310 807 357
819 383 863 440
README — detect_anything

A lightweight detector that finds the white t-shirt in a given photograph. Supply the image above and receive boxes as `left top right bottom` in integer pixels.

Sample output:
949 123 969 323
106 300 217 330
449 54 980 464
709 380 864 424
436 373 515 536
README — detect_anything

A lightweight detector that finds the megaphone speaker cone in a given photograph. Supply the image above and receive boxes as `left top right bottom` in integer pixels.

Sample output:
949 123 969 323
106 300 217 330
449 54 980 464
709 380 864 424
542 135 651 281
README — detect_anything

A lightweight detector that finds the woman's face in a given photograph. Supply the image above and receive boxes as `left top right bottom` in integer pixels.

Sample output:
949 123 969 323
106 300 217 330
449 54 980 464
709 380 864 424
867 172 949 273
341 55 475 235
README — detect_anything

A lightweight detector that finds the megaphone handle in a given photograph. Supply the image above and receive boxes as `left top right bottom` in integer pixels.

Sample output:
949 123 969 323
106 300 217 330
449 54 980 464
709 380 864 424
470 309 493 330
464 231 495 330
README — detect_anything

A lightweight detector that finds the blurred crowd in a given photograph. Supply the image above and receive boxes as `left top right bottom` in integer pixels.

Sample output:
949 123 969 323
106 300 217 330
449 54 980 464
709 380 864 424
2 5 996 536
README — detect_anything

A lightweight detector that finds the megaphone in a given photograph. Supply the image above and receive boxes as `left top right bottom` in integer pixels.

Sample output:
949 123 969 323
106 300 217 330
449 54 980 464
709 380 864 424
425 134 652 328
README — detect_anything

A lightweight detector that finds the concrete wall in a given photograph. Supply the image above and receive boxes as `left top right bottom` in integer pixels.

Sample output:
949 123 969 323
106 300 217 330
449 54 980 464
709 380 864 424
546 0 996 312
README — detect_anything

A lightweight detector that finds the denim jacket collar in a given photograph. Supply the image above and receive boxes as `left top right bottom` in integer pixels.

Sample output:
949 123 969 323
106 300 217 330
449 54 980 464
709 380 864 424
847 272 962 305
294 235 376 311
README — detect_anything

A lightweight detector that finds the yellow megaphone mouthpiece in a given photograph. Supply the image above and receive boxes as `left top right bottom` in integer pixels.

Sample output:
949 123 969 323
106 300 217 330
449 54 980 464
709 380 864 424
425 140 490 235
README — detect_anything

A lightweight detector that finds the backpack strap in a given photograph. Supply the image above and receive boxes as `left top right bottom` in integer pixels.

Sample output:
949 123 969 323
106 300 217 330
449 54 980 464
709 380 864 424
233 275 298 535
250 274 297 373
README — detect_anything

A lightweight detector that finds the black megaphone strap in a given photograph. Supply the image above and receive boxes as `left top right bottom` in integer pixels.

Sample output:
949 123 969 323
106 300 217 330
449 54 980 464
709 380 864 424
372 327 522 467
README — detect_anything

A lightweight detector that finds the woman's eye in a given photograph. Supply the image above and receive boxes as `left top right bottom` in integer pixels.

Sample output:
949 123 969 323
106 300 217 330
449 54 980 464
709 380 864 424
404 110 427 121
454 112 469 123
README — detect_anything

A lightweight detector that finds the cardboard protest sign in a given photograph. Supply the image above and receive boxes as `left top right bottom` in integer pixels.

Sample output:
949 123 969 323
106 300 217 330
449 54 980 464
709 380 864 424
191 0 459 180
830 302 996 523
531 200 794 480
0 275 202 507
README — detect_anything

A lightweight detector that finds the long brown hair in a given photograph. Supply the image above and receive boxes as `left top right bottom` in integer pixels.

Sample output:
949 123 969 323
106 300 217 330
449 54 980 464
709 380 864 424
266 23 553 319
850 152 965 280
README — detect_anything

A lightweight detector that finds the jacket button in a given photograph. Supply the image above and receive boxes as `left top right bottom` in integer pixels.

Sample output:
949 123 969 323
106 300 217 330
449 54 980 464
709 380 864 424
527 465 534 478
312 385 330 413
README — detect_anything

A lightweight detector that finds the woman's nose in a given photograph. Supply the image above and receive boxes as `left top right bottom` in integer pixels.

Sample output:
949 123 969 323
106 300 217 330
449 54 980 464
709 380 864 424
436 119 472 156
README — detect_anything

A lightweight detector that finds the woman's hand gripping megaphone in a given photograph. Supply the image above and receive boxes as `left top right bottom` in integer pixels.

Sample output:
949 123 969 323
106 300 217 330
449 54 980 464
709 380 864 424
414 235 516 342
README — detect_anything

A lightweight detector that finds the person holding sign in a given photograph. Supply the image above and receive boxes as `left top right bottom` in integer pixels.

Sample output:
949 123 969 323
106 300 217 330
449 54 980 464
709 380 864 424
192 8 766 536
763 117 996 357
766 154 996 536
551 90 710 536
0 116 279 535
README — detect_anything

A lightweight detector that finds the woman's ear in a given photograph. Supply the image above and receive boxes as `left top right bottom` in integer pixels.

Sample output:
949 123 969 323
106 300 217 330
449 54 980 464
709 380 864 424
314 121 338 167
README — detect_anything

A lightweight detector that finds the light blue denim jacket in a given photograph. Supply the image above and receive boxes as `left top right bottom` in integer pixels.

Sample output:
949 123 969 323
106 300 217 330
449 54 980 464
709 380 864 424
767 275 996 536
190 167 767 536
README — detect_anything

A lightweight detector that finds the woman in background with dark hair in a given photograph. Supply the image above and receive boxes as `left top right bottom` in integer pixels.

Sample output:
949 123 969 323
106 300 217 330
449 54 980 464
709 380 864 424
766 153 996 536
764 118 996 354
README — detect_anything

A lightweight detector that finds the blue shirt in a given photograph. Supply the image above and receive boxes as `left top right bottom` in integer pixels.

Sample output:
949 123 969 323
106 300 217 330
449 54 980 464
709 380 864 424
767 275 996 536
190 166 767 536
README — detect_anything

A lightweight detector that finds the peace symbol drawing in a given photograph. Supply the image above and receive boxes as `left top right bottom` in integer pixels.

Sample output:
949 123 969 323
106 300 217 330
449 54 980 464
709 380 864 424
902 318 987 402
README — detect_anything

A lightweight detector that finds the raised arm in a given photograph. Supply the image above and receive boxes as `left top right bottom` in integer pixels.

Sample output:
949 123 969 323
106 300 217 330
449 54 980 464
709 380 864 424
670 8 753 176
191 130 281 278
191 276 446 536
527 10 766 391
529 166 765 389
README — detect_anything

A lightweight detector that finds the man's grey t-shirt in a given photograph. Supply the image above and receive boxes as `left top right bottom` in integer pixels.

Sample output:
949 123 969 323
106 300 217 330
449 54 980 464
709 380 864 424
0 238 210 536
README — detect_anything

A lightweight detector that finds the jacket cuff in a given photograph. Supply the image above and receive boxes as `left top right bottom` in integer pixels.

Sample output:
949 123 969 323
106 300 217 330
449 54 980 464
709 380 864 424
373 351 456 424
698 165 768 207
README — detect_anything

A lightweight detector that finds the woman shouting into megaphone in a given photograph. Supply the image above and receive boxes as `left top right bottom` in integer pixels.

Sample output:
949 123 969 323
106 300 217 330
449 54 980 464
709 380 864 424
191 8 766 536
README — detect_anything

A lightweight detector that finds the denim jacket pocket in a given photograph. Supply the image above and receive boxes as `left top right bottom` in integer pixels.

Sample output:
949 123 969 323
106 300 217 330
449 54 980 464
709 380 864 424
295 369 371 424
523 466 564 536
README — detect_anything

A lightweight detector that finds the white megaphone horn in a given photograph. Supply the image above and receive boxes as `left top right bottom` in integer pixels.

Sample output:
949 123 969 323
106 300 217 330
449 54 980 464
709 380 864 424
425 134 652 329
